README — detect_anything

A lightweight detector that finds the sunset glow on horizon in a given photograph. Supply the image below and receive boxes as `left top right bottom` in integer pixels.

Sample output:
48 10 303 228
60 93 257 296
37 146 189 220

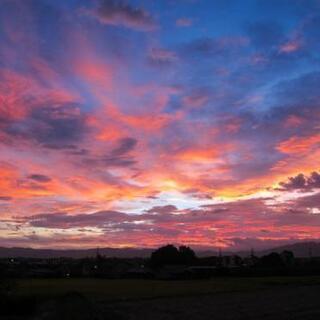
0 0 320 250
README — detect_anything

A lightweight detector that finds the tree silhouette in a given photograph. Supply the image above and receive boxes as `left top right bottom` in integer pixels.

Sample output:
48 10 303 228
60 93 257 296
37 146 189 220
258 252 284 268
178 246 196 264
151 245 196 267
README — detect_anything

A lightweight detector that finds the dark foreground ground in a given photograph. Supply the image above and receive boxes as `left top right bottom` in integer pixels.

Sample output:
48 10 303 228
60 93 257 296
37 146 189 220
107 285 320 320
2 277 320 319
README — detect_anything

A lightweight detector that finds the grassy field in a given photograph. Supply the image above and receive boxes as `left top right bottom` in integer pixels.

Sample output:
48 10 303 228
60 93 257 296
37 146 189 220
15 276 320 301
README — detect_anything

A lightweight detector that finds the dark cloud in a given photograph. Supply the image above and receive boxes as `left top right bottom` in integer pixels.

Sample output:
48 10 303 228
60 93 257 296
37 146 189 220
28 174 51 183
84 155 136 168
82 137 137 168
278 171 320 192
294 192 320 209
88 0 157 31
183 36 248 57
29 104 87 146
41 143 78 150
146 205 178 214
6 103 88 149
0 196 11 201
67 148 90 156
19 200 259 230
111 137 137 156
25 210 129 229
101 156 136 167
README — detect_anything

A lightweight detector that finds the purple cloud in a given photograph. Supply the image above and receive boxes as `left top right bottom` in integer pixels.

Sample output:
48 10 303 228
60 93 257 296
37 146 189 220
0 196 11 201
87 0 157 31
278 171 320 191
28 174 52 183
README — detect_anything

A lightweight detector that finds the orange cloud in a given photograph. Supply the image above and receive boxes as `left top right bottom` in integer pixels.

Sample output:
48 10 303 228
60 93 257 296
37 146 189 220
277 134 320 154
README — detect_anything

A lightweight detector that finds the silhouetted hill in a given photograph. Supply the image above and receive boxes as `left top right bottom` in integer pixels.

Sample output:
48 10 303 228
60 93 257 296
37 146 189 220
258 241 320 257
234 242 320 258
0 241 319 258
0 247 153 258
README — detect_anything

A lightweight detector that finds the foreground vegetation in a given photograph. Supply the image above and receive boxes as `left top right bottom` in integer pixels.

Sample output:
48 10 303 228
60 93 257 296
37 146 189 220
15 276 320 301
1 276 320 318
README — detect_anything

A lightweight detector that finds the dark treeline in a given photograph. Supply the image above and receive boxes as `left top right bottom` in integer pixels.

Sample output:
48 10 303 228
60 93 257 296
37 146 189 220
1 244 320 280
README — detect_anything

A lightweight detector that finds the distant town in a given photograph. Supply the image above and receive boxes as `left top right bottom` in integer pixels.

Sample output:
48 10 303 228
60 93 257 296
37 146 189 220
1 243 320 280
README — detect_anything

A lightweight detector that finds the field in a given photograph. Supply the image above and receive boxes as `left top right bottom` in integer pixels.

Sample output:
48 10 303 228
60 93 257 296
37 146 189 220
15 276 320 300
4 277 320 319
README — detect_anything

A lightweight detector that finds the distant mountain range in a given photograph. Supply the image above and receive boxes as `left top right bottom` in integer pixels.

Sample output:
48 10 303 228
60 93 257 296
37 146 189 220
0 241 320 258
256 241 320 257
0 247 153 259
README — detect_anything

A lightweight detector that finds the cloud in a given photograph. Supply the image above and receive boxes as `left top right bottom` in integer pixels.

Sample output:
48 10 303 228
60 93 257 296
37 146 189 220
28 174 52 183
83 140 137 168
100 156 136 167
294 191 320 209
0 196 11 201
87 0 157 31
25 210 129 229
276 134 320 154
278 171 320 192
183 36 248 56
148 48 178 64
146 205 178 214
16 195 320 249
182 88 210 109
1 0 320 250
5 103 88 149
176 18 193 27
279 40 301 54
111 137 137 156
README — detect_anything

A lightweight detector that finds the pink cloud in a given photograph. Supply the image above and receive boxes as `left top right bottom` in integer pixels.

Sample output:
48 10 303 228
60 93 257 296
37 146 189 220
176 18 193 27
6 193 319 250
279 40 301 53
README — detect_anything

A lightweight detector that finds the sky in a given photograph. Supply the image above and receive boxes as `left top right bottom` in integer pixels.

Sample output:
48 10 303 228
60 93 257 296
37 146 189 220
0 0 320 251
